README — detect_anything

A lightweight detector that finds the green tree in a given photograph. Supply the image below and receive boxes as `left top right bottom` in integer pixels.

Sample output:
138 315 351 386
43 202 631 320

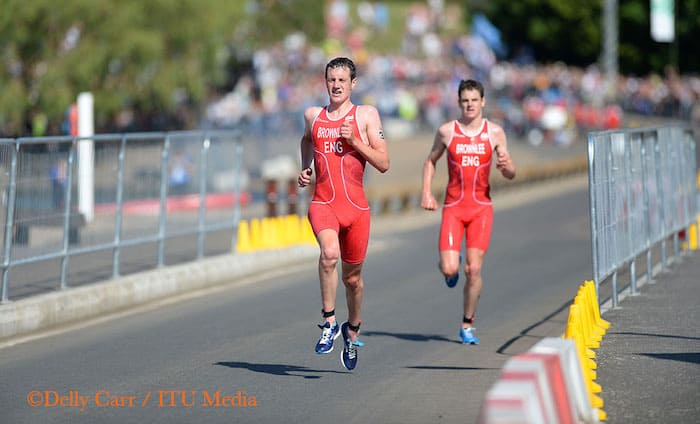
618 0 700 74
472 0 602 66
0 0 246 136
245 0 326 47
475 0 700 74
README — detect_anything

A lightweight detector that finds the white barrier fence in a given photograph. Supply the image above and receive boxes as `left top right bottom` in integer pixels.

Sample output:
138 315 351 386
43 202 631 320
0 130 247 302
587 126 697 307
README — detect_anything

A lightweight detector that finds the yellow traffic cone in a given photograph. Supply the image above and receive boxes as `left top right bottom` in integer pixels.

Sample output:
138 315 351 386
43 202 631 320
584 280 611 330
300 217 317 246
260 217 272 249
688 223 697 250
250 218 262 250
566 306 602 401
286 214 300 245
580 286 606 339
576 290 602 347
274 216 286 248
565 304 598 373
267 217 278 248
236 220 253 253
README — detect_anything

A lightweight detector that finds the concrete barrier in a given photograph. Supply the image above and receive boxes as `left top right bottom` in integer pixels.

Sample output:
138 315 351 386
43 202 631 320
531 338 601 423
508 352 577 424
480 337 604 423
479 379 548 424
499 355 562 423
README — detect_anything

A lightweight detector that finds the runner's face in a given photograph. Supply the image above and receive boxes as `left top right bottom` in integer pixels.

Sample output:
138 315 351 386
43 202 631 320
458 89 484 119
325 66 355 103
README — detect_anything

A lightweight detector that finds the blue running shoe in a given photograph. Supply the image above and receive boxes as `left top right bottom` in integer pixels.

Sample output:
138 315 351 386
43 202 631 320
444 273 459 288
340 321 359 371
460 327 480 345
315 321 340 354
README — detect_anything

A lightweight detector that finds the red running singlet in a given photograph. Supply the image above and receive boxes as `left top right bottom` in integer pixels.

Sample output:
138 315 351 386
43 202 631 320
444 119 494 207
308 105 370 264
439 119 495 252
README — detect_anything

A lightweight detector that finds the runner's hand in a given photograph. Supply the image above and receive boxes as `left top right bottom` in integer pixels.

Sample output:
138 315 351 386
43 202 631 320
495 146 510 171
340 118 355 145
298 167 313 188
421 192 438 211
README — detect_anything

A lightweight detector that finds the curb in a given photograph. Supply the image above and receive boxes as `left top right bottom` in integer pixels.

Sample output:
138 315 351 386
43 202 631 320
0 245 318 343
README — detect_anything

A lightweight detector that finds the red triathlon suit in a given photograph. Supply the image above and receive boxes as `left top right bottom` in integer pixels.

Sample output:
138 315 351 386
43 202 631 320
439 119 495 253
308 104 370 264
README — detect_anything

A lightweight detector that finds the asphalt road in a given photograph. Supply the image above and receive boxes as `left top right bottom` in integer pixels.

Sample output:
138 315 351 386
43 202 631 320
0 177 592 424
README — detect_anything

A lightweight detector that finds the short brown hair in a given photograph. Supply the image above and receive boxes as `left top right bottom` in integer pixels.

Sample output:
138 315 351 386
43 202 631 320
458 79 484 98
325 57 357 80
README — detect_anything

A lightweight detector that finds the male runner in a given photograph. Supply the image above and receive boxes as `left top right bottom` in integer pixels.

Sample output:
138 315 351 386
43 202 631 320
421 79 516 345
297 57 390 370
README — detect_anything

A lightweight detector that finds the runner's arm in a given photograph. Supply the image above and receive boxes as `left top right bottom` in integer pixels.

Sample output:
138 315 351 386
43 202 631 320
421 127 448 211
349 105 390 173
491 124 516 180
298 107 319 187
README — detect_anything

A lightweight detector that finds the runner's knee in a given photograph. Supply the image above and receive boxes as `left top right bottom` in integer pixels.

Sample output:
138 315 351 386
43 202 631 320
320 246 340 270
466 262 482 280
439 255 460 276
441 262 460 277
343 273 363 290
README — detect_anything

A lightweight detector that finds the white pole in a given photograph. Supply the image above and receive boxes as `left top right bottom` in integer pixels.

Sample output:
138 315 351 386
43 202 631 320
603 0 618 101
77 92 94 222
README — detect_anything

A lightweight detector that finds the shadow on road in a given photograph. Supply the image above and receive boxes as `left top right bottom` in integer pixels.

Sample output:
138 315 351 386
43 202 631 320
361 330 454 343
495 299 571 355
406 365 500 371
214 361 346 378
636 352 700 365
611 331 700 341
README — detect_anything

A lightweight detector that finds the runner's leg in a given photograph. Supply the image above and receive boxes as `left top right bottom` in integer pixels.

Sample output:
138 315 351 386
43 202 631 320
317 228 340 321
463 247 485 326
341 261 363 341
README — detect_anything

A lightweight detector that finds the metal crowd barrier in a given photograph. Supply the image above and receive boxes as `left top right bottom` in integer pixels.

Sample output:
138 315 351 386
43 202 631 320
0 130 246 303
587 125 697 308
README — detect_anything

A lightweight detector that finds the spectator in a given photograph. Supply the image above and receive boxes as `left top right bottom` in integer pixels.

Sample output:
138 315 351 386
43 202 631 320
50 158 68 209
169 148 193 195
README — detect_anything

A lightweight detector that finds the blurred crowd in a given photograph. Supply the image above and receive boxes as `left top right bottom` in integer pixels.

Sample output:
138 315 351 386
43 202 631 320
205 1 699 147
